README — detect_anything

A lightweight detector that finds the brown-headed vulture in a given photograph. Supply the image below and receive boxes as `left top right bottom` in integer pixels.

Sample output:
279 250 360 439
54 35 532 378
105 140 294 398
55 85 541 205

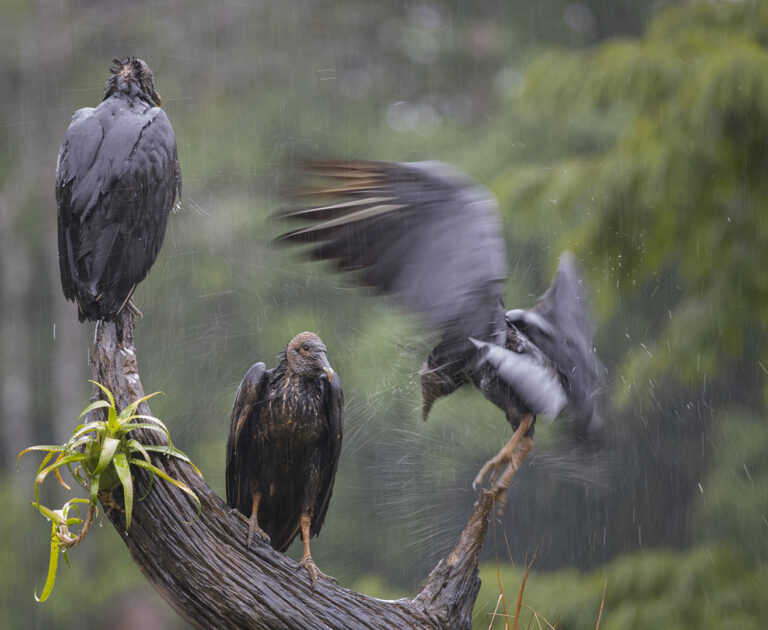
226 332 343 587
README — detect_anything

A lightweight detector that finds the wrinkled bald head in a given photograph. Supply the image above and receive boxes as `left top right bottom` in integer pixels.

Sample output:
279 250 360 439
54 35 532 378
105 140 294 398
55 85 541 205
285 332 334 381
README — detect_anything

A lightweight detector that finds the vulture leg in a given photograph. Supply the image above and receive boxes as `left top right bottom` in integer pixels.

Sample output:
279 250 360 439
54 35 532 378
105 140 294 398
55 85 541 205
246 490 270 548
473 413 534 491
493 433 534 511
297 514 336 589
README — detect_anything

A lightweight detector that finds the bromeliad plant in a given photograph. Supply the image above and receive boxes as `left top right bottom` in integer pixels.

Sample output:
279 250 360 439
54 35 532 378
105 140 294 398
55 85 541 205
18 381 202 602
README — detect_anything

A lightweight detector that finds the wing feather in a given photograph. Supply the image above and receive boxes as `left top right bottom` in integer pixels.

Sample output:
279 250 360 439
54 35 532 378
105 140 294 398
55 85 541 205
506 252 603 433
225 362 268 516
310 375 344 537
277 159 508 360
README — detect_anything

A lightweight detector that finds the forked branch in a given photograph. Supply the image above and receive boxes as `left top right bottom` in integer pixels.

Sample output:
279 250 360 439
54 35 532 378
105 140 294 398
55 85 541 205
92 309 496 629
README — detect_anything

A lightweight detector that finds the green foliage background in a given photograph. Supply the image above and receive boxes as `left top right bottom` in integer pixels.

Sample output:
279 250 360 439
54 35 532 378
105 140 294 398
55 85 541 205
1 1 766 628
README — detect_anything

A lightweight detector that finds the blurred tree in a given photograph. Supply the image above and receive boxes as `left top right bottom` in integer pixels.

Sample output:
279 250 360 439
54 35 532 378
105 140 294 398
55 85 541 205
692 407 768 563
498 0 768 401
486 0 768 569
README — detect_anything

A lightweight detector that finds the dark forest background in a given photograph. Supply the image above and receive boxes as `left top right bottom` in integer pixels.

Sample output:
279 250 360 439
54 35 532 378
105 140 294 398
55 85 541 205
1 1 767 628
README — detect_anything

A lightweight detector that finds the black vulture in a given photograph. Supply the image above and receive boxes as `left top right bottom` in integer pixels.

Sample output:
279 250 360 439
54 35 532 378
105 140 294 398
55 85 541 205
226 332 343 587
56 57 180 322
276 159 601 500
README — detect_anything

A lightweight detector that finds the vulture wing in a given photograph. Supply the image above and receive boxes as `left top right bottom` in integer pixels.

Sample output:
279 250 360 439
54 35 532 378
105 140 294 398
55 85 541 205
56 97 179 321
225 362 268 518
506 252 602 434
278 159 508 367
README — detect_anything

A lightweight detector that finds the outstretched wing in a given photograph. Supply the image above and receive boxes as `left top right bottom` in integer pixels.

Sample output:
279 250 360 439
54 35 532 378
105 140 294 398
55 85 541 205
310 374 344 538
225 362 268 516
506 252 602 434
277 159 508 361
56 97 180 321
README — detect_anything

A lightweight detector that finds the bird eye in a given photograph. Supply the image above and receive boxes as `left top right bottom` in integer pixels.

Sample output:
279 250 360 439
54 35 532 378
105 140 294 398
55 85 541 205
302 343 310 352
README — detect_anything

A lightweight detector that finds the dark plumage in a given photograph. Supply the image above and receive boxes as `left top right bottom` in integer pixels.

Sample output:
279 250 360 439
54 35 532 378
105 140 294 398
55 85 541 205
226 332 343 587
56 57 180 322
277 159 601 499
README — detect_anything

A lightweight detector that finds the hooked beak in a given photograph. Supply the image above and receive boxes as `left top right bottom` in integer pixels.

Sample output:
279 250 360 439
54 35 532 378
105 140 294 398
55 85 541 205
321 355 334 382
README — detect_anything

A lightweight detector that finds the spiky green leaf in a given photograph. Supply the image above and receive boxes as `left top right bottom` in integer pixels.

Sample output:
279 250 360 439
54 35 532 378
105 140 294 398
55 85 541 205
77 400 111 420
16 445 64 467
112 452 133 529
88 380 115 409
89 473 100 506
129 459 202 521
93 437 120 476
34 523 59 603
125 439 151 464
117 391 164 425
67 422 106 444
115 423 170 442
36 453 88 487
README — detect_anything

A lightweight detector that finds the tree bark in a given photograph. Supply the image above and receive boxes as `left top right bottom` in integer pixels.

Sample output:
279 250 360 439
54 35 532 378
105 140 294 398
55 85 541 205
92 308 495 629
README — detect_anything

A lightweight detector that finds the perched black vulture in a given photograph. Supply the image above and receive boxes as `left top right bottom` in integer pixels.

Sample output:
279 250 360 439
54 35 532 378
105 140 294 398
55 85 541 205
277 159 601 499
226 332 343 587
56 57 180 322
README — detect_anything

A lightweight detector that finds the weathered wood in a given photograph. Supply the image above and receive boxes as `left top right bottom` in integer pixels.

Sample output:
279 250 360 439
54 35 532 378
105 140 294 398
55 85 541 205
92 308 496 629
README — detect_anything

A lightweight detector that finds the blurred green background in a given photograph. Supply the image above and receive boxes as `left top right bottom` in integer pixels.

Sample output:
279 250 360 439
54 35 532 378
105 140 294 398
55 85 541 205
2 0 767 628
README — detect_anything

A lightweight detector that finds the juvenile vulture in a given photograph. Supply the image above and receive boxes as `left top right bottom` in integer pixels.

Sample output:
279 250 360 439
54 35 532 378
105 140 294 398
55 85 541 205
226 332 343 587
277 159 601 499
56 57 180 322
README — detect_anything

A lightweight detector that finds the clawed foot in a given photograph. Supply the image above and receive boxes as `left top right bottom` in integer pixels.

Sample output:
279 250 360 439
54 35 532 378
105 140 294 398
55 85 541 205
246 511 270 549
472 450 515 491
298 556 337 590
126 298 143 319
246 524 270 549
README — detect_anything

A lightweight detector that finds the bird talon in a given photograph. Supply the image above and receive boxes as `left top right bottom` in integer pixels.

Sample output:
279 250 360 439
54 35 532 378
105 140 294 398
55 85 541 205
246 513 271 549
473 455 504 491
298 557 335 589
473 465 490 490
246 528 270 549
127 299 143 319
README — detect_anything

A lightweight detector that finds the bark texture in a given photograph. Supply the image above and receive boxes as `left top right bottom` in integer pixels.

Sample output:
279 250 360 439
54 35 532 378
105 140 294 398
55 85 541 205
92 309 495 629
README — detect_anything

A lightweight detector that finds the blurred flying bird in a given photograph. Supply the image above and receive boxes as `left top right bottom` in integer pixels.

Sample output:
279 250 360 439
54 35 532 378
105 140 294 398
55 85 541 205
226 332 343 588
276 159 601 501
56 57 180 322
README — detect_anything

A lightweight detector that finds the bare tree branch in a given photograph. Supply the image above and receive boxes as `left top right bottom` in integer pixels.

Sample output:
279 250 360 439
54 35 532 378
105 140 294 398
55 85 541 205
92 308 495 629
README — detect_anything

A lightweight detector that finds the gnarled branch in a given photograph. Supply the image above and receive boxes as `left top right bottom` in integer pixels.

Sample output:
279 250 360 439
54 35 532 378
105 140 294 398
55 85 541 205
92 309 495 629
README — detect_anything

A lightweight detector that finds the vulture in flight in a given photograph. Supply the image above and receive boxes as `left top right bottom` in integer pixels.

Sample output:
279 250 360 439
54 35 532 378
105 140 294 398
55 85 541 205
276 159 601 500
56 57 180 322
226 332 343 587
